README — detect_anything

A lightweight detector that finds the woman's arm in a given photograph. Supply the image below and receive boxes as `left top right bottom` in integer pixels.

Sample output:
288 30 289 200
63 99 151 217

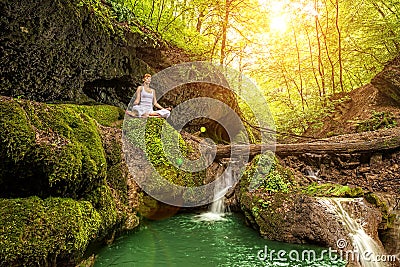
153 90 172 110
133 86 142 105
153 90 163 109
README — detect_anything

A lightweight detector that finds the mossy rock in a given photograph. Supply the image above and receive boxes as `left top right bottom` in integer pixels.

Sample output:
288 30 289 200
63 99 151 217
303 182 364 198
364 192 395 228
83 185 118 232
0 97 124 199
0 195 115 266
123 117 205 189
251 193 291 237
64 104 125 128
0 0 154 107
240 152 294 193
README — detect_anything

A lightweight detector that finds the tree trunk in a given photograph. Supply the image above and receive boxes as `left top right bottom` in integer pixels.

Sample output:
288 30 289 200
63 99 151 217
315 0 326 101
220 0 230 65
213 129 400 159
335 0 344 92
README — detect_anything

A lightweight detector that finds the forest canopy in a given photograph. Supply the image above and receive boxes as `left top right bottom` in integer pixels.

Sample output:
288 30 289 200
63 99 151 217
105 0 399 134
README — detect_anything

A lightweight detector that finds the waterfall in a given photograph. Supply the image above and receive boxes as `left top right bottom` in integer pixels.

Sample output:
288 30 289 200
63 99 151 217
195 166 236 222
319 198 388 267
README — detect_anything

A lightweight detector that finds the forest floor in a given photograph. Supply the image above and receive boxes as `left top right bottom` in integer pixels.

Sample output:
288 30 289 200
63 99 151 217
305 83 400 138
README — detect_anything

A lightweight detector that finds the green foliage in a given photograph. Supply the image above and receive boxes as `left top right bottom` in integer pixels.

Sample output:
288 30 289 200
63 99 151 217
355 111 397 132
247 0 399 134
75 0 126 38
98 0 210 54
263 170 290 193
303 182 364 197
0 196 105 266
270 95 350 137
105 0 135 22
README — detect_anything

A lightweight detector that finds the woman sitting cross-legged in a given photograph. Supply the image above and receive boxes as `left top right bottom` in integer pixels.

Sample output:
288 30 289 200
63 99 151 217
126 73 171 118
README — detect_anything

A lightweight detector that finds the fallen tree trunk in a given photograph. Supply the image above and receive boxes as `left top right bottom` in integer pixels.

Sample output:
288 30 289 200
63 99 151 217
214 129 400 159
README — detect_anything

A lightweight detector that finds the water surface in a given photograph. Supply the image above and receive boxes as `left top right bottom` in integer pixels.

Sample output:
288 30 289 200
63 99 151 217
94 212 345 267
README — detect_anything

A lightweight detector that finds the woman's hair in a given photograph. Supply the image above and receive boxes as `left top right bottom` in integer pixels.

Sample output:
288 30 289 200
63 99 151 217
143 73 152 81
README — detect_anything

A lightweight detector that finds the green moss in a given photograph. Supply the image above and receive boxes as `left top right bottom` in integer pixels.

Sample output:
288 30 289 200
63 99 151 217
0 196 106 266
364 192 387 212
364 192 397 228
240 153 294 193
0 99 35 162
62 104 125 127
249 193 290 236
0 98 107 198
303 182 364 197
355 111 397 132
84 185 118 233
123 118 205 191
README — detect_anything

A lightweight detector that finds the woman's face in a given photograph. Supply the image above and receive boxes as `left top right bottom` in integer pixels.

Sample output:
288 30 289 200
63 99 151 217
144 76 151 84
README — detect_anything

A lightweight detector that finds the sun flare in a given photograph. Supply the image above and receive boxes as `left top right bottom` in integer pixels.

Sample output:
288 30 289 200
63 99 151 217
269 15 288 33
258 0 319 33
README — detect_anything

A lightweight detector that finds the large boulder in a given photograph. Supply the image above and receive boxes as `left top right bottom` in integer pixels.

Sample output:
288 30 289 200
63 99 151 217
0 96 143 265
0 96 110 198
0 0 156 108
236 153 388 266
371 55 400 104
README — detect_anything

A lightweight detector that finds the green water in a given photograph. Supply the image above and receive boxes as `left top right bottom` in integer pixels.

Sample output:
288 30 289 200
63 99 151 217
94 213 345 267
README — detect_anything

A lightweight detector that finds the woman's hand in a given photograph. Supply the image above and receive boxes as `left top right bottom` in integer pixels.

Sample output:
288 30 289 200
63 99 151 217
166 107 172 111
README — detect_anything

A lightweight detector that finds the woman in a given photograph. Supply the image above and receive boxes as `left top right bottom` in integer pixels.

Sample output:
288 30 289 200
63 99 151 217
127 74 171 118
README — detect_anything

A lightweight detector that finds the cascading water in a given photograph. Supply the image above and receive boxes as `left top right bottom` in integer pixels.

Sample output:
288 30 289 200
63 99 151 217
195 166 237 221
319 198 388 267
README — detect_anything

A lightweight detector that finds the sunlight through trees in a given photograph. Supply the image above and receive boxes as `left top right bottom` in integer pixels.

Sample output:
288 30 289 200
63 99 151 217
105 0 399 133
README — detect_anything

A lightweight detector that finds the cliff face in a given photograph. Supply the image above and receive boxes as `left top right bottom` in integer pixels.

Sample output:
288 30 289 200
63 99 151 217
0 0 158 108
301 54 400 138
372 55 400 104
0 0 246 143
